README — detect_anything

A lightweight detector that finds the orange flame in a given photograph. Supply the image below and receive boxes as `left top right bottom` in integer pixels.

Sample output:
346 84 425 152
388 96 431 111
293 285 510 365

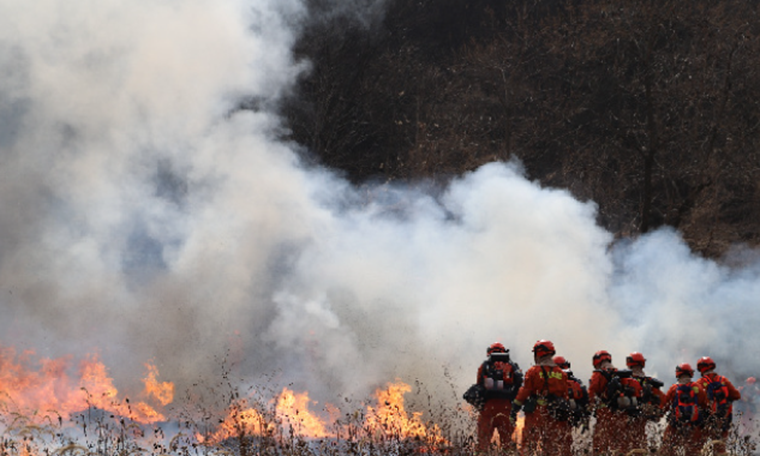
277 387 331 438
203 381 446 447
201 387 332 444
199 399 274 444
143 362 174 406
0 345 449 451
514 414 525 446
365 380 447 446
0 346 172 424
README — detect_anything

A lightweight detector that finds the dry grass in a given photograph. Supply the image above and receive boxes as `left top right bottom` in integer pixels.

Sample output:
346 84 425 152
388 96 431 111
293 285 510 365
0 380 757 456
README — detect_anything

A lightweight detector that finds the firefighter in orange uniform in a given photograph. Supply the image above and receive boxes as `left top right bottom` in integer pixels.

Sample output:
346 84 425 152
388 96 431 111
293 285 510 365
588 350 642 455
554 355 590 431
695 356 741 453
737 376 760 436
660 363 707 456
510 340 572 456
475 342 523 452
625 352 665 452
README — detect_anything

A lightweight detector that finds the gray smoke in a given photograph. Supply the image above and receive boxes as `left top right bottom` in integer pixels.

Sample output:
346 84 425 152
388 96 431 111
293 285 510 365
0 0 758 421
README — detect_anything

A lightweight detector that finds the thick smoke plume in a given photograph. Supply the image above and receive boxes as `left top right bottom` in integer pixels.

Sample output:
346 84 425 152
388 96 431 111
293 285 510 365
1 0 759 416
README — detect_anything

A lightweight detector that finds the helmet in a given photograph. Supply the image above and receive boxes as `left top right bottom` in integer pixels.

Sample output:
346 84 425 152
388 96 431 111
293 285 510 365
487 342 506 355
553 355 570 369
533 340 556 358
748 377 757 385
676 363 695 378
626 352 646 368
697 356 716 373
593 350 612 369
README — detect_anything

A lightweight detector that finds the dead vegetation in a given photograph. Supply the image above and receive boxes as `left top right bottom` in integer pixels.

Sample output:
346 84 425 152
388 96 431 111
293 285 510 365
283 0 760 258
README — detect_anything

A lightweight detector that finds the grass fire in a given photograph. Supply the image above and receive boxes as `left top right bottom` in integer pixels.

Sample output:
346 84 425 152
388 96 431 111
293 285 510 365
0 346 757 455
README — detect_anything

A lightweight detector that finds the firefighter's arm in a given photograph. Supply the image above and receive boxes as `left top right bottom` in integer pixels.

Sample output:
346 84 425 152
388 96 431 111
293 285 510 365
512 363 524 388
510 386 526 424
696 384 708 408
654 387 666 406
588 372 606 402
513 374 535 405
511 369 536 422
727 379 742 402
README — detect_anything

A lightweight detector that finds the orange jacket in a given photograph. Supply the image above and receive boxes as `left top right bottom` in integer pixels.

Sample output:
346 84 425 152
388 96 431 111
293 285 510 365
696 373 741 401
662 381 708 411
588 369 641 407
632 375 666 406
696 372 741 413
514 364 568 407
589 369 615 403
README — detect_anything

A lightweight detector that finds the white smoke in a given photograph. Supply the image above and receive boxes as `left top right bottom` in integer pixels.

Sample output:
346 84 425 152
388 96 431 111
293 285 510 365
0 0 758 419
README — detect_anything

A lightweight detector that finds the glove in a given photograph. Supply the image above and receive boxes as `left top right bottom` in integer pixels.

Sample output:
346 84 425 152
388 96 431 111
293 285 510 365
510 401 522 426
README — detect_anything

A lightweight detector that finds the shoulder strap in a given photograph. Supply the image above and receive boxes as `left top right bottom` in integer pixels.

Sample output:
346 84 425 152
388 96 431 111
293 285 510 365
541 366 550 393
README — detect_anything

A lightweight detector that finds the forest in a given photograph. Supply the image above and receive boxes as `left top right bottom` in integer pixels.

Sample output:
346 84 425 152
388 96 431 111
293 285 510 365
282 0 760 258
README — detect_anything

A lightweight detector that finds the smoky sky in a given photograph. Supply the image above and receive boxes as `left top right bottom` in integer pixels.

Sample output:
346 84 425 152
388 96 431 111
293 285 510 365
1 0 759 414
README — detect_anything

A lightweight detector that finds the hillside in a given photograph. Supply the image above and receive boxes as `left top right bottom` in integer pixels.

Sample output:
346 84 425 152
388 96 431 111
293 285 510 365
282 0 760 258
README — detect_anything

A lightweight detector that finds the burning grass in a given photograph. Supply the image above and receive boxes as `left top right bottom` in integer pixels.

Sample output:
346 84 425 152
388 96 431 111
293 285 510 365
0 348 757 455
0 381 473 456
0 347 476 455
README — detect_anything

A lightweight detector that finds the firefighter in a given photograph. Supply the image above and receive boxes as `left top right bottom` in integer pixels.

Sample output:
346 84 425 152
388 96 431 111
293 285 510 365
695 356 741 453
475 342 523 452
510 340 572 456
660 363 707 456
625 352 665 452
553 355 590 431
737 376 760 436
588 350 642 455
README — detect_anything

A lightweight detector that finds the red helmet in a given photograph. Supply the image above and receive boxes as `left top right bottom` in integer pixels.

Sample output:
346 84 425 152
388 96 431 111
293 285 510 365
626 352 646 368
553 355 570 369
533 340 556 358
487 342 506 355
676 363 695 378
748 377 757 385
593 350 612 368
697 356 716 373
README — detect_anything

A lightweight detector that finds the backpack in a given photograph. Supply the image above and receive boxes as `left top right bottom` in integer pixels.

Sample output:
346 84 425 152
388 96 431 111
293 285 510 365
565 373 590 425
601 370 641 414
567 376 586 402
672 383 699 426
480 354 522 400
639 376 664 405
463 383 486 410
704 376 731 420
635 376 664 420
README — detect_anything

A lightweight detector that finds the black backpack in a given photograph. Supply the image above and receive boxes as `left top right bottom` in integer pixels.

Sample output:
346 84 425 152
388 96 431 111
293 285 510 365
704 377 731 420
463 383 486 410
671 383 699 426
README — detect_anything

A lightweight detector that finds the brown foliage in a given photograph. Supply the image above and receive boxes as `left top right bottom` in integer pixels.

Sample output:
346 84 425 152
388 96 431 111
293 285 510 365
282 0 760 256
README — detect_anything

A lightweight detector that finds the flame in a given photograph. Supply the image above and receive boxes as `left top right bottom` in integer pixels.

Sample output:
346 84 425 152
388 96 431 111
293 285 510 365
277 387 331 438
199 399 274 444
0 346 171 424
204 380 446 448
0 345 448 451
365 380 447 446
143 362 174 406
514 414 525 446
201 388 331 444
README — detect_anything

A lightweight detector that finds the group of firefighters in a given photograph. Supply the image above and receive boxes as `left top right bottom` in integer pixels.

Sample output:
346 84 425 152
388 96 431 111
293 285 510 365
468 340 753 455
